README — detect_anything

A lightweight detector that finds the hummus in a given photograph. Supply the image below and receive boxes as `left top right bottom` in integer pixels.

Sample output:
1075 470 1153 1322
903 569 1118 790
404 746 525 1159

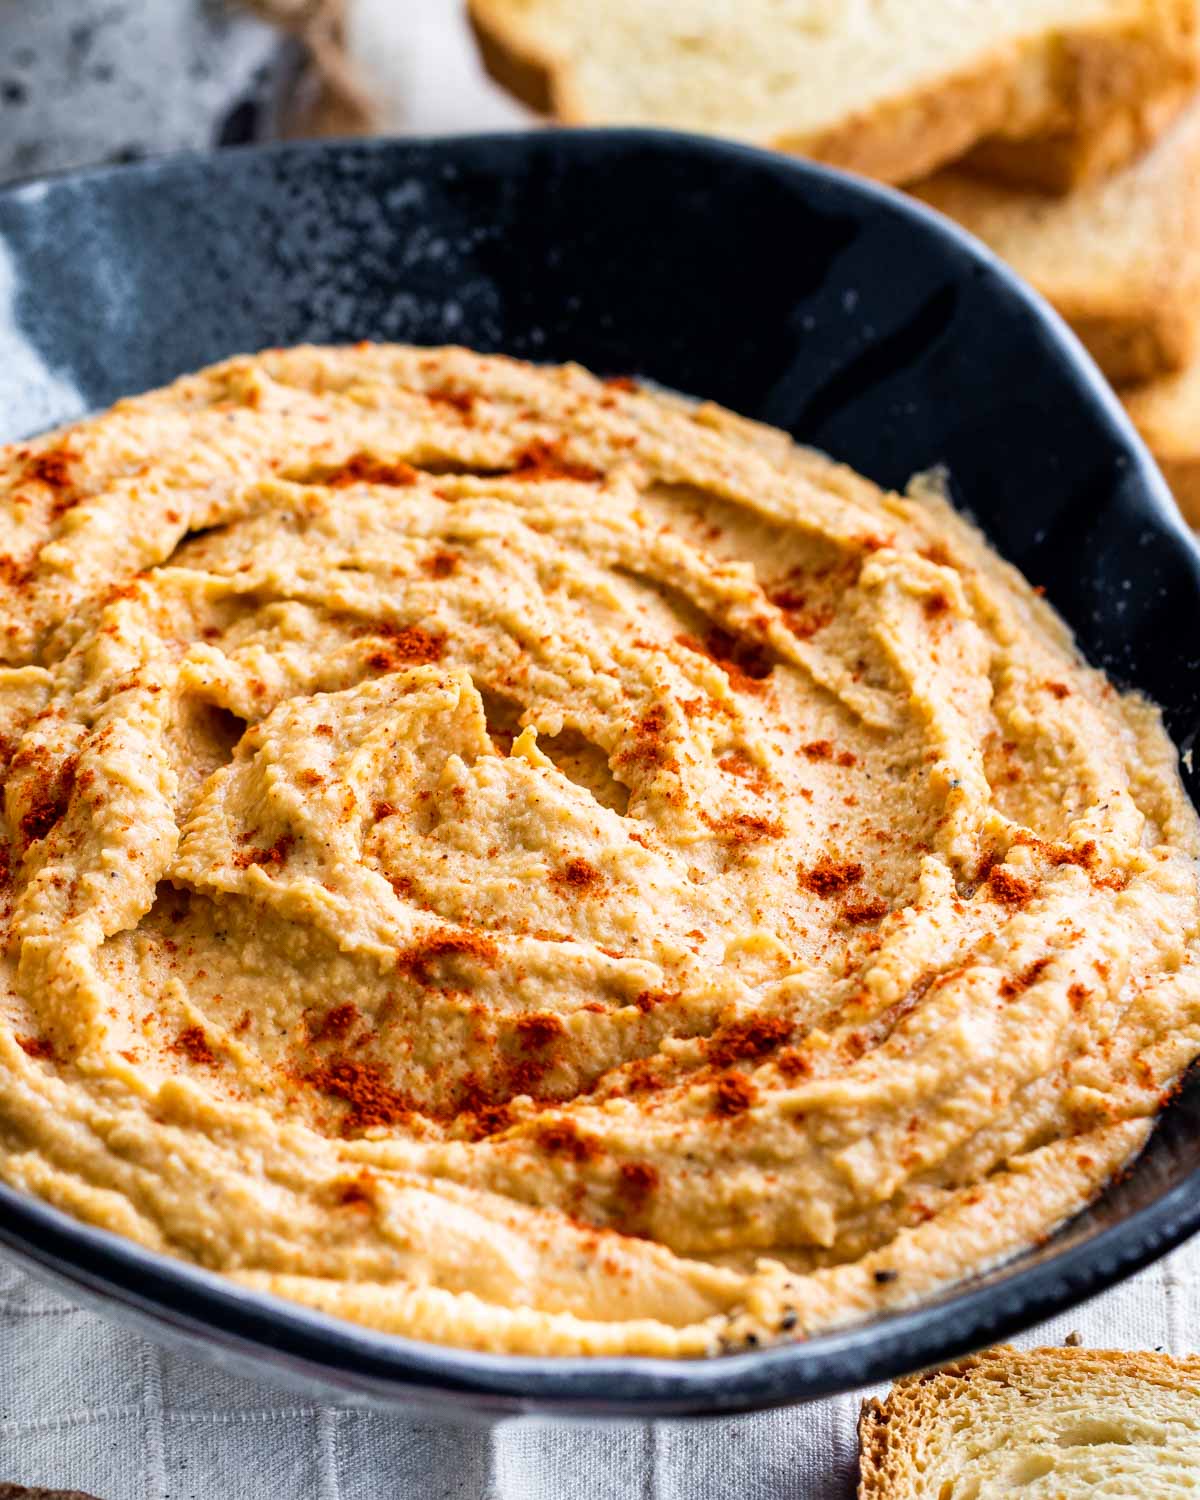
0 344 1198 1358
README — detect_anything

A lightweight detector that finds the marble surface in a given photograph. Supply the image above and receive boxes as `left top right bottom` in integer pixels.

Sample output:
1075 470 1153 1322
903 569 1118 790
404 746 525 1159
0 0 296 182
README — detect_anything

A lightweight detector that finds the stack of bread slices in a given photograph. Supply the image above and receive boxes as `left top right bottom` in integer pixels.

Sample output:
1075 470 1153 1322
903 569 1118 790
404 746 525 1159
469 0 1200 524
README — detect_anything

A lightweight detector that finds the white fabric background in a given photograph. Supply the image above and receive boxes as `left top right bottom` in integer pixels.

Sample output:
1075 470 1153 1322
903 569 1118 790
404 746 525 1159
1 1245 1198 1498
3 2 1198 1495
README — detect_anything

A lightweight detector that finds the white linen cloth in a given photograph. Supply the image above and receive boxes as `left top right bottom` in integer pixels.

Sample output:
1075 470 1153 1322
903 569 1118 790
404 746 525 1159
0 1242 1197 1498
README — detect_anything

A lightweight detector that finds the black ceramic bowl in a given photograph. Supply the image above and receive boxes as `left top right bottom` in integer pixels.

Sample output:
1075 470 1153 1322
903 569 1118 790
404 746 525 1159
2 132 1200 1420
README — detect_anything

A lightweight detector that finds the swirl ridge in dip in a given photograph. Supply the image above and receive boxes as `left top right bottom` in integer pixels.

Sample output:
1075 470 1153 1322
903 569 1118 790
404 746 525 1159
0 345 1197 1357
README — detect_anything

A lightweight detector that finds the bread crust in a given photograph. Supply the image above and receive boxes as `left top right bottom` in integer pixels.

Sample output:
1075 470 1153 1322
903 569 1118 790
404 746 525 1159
0 1488 103 1499
1125 363 1200 526
858 1345 1200 1498
468 0 557 117
1071 306 1193 384
963 75 1194 192
466 0 1197 187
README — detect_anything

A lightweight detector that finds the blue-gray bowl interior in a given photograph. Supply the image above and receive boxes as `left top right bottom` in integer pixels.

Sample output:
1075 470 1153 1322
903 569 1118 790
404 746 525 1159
1 131 1199 1419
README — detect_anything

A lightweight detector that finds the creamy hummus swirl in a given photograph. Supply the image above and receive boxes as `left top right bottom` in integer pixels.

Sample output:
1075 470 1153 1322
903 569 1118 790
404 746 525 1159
0 345 1198 1357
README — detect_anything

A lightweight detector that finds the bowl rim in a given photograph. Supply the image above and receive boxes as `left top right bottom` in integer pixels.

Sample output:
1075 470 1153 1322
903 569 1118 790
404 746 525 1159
1 1155 1198 1419
1 126 1199 1417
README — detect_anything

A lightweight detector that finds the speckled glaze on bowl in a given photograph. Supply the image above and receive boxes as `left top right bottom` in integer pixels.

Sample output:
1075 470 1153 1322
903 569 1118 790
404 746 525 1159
1 132 1199 1419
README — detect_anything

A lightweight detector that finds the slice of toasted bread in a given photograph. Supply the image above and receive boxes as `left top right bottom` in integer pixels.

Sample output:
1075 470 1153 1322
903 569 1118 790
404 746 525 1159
467 0 1198 186
912 98 1200 384
1124 348 1200 525
962 74 1193 192
859 1346 1200 1498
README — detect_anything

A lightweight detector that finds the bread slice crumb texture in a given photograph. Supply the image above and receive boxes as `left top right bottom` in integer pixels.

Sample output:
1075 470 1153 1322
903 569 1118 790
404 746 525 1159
859 1346 1200 1498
